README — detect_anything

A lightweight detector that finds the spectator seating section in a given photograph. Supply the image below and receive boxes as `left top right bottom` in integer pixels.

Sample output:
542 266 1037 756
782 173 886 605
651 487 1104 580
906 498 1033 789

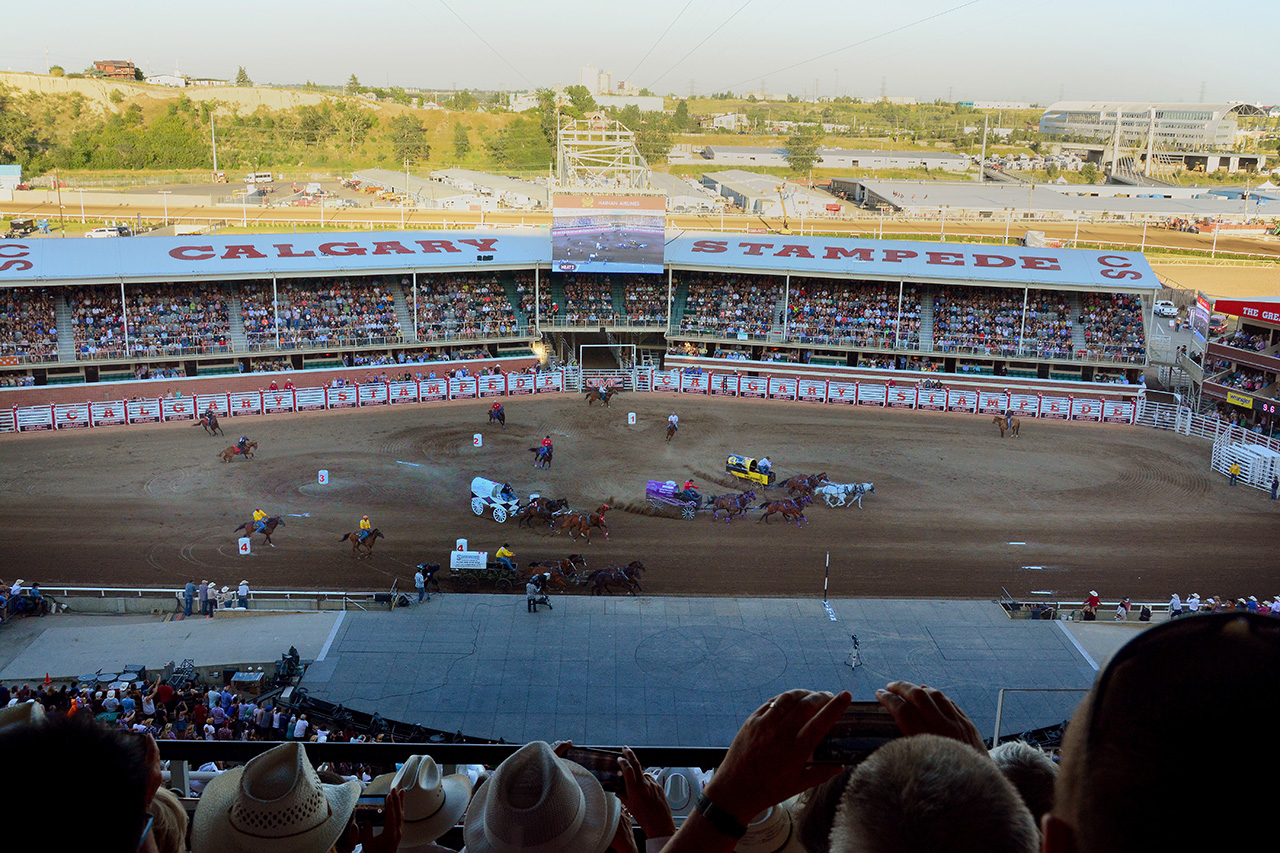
0 287 59 362
678 273 784 338
410 273 518 341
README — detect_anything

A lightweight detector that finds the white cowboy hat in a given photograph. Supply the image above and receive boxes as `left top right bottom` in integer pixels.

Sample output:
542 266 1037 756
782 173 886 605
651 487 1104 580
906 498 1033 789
191 742 359 853
736 804 806 853
462 741 620 853
0 699 46 731
651 767 706 817
389 755 472 848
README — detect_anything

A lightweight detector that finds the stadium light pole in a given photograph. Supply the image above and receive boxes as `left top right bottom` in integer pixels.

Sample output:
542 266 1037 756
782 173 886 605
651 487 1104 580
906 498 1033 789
76 189 86 223
159 190 171 226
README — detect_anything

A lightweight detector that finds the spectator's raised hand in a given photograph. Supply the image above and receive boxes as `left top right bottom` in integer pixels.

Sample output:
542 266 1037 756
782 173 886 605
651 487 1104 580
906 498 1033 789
875 681 986 754
616 746 676 839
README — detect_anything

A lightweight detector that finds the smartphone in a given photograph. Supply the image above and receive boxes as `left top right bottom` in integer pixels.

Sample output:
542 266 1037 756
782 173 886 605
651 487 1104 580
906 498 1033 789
354 796 387 826
563 746 626 793
812 701 903 764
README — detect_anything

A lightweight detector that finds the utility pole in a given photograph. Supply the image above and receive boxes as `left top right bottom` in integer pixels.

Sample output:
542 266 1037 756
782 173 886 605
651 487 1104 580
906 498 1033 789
979 115 988 182
210 113 218 174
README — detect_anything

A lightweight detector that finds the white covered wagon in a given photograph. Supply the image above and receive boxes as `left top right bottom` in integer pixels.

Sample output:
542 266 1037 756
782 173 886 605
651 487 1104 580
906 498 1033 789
470 477 523 523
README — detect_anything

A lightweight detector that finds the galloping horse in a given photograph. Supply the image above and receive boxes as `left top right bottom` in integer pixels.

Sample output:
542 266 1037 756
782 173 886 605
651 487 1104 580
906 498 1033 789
197 412 224 436
488 406 506 429
588 567 640 596
219 441 258 463
757 494 813 526
665 423 677 442
526 554 587 585
528 446 554 469
554 514 594 543
707 489 756 523
780 473 828 497
815 482 876 509
586 387 620 407
339 528 384 558
517 497 569 529
233 515 285 547
583 504 611 540
993 415 1021 438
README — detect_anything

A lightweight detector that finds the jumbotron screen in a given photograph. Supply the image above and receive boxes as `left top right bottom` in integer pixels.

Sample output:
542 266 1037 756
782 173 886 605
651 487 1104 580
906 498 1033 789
551 193 666 274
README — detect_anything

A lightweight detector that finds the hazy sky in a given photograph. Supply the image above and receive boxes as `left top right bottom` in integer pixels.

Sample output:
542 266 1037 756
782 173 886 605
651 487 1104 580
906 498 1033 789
3 0 1275 105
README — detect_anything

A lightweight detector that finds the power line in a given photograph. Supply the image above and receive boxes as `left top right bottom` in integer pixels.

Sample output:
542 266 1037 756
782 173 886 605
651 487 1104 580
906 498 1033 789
625 0 695 82
429 0 535 89
716 0 983 92
647 0 755 90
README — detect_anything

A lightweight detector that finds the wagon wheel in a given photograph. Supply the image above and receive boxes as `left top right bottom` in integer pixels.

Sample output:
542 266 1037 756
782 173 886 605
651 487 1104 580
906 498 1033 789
647 498 660 509
471 498 485 516
493 506 508 523
496 577 513 591
681 504 697 520
458 574 479 590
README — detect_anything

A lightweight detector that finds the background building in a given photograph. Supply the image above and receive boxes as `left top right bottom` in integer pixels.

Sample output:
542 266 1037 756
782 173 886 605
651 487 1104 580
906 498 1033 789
1039 101 1266 150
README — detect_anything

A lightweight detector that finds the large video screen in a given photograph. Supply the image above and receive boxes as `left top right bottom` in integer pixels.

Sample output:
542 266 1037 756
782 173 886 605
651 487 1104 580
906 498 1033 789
551 194 665 274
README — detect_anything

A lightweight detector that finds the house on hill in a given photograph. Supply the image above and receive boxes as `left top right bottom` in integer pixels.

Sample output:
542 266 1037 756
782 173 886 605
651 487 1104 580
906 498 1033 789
94 59 137 80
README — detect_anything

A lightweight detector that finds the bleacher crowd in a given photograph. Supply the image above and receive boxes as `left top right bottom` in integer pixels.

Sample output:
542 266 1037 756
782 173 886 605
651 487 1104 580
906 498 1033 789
0 286 59 362
680 273 784 338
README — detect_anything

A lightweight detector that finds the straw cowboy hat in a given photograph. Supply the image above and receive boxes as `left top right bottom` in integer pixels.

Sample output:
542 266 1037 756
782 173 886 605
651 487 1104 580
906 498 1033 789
736 804 806 853
0 699 46 731
462 741 621 853
390 755 472 848
192 742 359 853
650 767 706 818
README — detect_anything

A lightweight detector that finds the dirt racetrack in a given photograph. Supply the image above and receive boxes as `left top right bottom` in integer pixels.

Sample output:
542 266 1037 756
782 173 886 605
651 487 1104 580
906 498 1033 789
1 393 1274 601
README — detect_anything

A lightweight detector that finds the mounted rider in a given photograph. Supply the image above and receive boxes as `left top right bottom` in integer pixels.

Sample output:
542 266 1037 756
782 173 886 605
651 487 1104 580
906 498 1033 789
491 401 504 415
358 515 372 543
236 435 250 454
539 435 553 460
252 508 269 534
667 413 679 431
203 404 216 422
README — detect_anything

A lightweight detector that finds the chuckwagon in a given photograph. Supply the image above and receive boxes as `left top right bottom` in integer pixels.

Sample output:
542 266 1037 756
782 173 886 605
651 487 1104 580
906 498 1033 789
726 454 776 486
646 480 699 520
449 547 519 590
470 477 523 523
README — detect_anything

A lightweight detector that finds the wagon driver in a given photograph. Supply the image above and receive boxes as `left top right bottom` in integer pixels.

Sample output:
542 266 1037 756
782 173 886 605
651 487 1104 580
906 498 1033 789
758 456 771 475
681 478 701 506
496 543 516 573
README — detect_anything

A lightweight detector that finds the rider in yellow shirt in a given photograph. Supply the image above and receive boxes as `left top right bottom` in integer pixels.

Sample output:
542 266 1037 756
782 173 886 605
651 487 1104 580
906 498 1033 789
495 543 516 573
252 508 268 533
359 515 372 542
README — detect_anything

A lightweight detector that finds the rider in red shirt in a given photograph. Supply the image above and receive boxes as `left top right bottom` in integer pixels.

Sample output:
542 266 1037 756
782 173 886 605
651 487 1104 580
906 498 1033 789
541 435 553 449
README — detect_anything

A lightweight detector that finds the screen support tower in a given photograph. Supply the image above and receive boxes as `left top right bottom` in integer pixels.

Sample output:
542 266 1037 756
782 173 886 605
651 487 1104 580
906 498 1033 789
557 117 651 190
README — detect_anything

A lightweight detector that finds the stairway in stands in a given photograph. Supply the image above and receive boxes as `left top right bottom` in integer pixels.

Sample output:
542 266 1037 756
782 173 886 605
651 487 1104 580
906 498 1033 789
500 276 530 331
55 292 75 363
1068 292 1087 352
545 277 567 319
916 285 935 351
771 287 788 339
392 285 417 342
668 281 689 334
227 289 247 353
609 280 626 320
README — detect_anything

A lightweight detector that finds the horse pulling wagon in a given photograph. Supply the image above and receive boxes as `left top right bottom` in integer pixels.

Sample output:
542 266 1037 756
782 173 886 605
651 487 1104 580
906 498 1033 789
646 480 699 520
470 477 524 523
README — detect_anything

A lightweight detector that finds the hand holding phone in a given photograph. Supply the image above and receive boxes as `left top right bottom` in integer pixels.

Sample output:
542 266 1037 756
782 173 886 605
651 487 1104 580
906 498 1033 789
563 746 626 793
811 701 903 763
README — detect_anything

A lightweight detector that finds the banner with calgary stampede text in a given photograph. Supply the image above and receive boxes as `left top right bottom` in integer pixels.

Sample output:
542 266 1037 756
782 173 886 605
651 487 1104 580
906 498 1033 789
977 391 1008 415
263 390 295 414
652 371 678 393
507 373 535 396
162 397 196 421
54 402 91 429
1039 395 1070 420
479 375 506 398
127 398 163 423
419 378 448 402
1102 399 1135 424
947 389 978 413
797 379 827 403
195 393 230 416
388 381 419 404
1070 397 1102 422
325 386 357 409
739 376 767 399
856 384 886 406
680 372 709 394
886 386 916 409
826 381 856 405
294 387 326 412
230 391 263 416
534 371 563 393
917 388 947 411
357 383 389 406
710 373 739 396
1009 393 1040 417
14 404 54 431
450 377 478 400
91 400 129 426
768 377 797 401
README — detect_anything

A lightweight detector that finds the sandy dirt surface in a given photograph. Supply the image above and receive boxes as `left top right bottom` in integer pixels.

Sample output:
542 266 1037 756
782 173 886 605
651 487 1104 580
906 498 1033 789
2 394 1273 602
1149 264 1280 299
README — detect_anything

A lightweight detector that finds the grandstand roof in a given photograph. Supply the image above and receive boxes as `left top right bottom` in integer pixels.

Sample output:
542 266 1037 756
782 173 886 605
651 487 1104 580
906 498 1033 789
0 230 1158 291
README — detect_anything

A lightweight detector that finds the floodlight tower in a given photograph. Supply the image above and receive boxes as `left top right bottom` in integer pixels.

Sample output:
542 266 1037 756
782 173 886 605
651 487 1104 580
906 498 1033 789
556 116 651 190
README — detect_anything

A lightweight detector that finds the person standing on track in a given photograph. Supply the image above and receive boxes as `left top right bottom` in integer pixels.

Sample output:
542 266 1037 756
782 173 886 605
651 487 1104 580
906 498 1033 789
1229 461 1240 486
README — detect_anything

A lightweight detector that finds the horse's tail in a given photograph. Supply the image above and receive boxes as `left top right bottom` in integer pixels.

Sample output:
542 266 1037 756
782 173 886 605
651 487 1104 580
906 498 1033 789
756 501 771 509
339 532 351 542
232 522 245 533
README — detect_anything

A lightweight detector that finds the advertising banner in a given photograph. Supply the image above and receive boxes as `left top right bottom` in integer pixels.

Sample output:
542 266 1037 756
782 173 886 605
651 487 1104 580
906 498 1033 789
419 379 448 402
54 402 91 429
1010 393 1039 416
947 389 977 413
768 377 797 401
535 371 564 393
90 400 129 426
229 391 263 416
357 383 389 406
262 390 295 414
15 405 54 431
1070 397 1102 422
294 387 326 412
478 375 506 398
326 386 357 409
388 381 419 404
127 398 162 424
449 377 478 400
709 373 739 396
886 386 917 409
652 371 679 393
161 397 196 421
507 373 535 396
680 372 709 394
1102 399 1136 424
195 393 230 416
1039 395 1070 420
826 381 856 405
977 392 1008 415
739 377 767 398
857 384 886 406
917 389 947 411
797 380 827 403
